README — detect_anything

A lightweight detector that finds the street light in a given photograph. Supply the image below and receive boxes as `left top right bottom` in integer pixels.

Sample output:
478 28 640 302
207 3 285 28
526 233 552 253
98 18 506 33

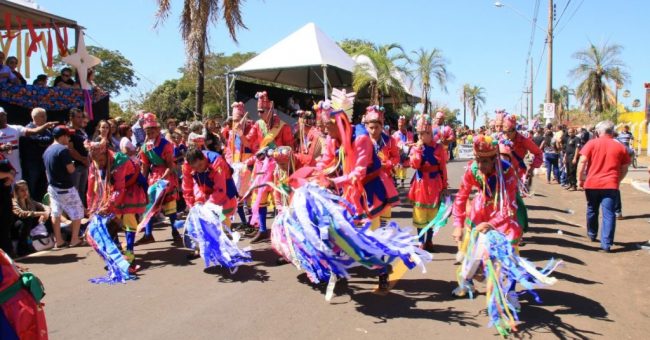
494 1 547 33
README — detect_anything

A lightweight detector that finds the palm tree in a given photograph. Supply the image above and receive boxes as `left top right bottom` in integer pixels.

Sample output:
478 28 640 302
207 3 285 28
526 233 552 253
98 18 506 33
460 83 471 127
351 43 410 107
155 0 247 118
411 48 450 114
466 85 486 130
553 86 570 122
569 42 629 115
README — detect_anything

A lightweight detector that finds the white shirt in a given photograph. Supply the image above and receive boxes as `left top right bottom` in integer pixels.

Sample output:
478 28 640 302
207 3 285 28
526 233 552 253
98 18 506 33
0 124 26 181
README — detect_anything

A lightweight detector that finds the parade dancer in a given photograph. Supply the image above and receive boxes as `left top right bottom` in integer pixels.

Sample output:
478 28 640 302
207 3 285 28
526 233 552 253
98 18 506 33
0 249 48 339
451 135 522 295
409 113 449 252
136 113 182 245
250 91 294 150
182 147 238 257
392 115 415 186
315 92 399 291
432 111 456 160
449 136 562 336
499 114 542 235
245 147 277 243
244 92 294 241
223 102 257 230
365 105 399 227
87 141 148 273
294 110 324 168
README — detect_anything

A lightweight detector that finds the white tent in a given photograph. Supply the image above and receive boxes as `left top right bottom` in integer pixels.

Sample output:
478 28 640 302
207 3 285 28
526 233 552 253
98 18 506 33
231 22 355 97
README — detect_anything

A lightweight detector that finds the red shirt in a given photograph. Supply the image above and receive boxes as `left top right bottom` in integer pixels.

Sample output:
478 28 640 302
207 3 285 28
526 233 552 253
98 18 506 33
580 135 631 189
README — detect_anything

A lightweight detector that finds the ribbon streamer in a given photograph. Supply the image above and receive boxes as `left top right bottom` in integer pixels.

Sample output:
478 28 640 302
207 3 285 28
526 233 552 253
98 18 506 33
85 215 135 284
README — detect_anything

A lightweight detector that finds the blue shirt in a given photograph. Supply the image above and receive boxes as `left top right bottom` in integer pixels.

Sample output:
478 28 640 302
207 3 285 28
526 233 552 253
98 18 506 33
43 143 74 189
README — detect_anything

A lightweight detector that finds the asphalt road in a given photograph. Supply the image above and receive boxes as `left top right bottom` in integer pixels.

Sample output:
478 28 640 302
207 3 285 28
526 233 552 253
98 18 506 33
18 160 650 339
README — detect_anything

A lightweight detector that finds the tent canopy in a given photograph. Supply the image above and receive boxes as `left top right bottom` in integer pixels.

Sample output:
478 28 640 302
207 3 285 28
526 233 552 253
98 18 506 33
232 22 355 90
0 0 78 30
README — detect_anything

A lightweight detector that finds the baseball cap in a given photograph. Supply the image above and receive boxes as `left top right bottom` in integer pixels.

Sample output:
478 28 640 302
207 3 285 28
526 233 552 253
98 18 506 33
52 125 74 138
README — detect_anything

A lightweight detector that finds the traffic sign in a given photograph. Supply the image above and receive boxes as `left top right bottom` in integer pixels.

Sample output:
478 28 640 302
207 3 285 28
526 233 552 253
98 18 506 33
543 103 555 119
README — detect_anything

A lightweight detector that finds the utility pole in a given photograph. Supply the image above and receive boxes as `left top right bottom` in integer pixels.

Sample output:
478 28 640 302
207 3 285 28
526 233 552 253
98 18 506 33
530 57 534 122
546 0 554 106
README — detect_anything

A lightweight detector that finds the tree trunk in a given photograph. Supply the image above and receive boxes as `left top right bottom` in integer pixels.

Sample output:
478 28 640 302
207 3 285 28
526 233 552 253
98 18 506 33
463 101 466 127
195 40 206 119
372 82 380 105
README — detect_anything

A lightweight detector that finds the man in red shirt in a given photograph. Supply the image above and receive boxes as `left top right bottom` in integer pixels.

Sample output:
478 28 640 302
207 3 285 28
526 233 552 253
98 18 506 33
577 120 631 252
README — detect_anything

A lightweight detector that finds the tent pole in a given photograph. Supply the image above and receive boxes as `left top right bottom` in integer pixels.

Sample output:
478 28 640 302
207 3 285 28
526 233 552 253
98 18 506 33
225 73 230 118
322 65 328 99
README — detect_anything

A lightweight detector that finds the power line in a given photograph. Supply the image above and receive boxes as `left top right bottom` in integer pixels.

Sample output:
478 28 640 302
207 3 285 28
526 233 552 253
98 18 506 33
553 0 572 29
555 0 585 36
84 33 158 89
521 0 541 92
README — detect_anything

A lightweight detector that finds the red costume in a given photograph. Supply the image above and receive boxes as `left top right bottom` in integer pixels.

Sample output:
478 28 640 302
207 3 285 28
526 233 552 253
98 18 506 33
140 134 178 205
0 250 48 339
182 150 238 216
499 114 543 177
223 102 258 163
249 92 294 150
87 152 147 215
453 135 522 243
408 140 448 209
316 99 398 223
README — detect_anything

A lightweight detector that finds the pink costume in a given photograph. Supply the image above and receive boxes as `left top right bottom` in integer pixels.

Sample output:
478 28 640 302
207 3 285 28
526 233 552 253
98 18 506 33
452 135 522 243
0 250 48 339
140 135 178 204
408 141 448 209
501 115 543 178
181 150 238 216
248 152 277 225
249 91 294 150
87 151 147 215
317 125 399 222
392 128 415 167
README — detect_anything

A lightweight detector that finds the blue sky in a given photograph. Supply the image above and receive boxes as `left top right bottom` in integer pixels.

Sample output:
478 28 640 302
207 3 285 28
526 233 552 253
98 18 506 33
29 0 650 118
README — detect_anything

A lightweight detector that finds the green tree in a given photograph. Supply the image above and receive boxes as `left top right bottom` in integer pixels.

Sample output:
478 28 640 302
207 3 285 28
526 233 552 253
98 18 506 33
137 51 256 121
466 85 486 129
411 48 450 114
155 0 247 118
54 46 138 96
569 42 629 115
338 39 374 56
351 43 409 108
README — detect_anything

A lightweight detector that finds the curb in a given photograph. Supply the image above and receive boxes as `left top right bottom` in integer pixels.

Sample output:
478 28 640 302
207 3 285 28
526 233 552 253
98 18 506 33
630 180 650 194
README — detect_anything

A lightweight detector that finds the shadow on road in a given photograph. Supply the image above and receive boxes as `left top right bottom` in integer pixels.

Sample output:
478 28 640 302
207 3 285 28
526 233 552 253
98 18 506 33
137 247 194 271
550 271 602 285
619 213 650 220
527 226 582 237
17 253 86 264
527 204 571 214
527 236 598 251
529 217 582 228
519 249 585 265
204 264 270 283
351 287 480 327
518 289 611 339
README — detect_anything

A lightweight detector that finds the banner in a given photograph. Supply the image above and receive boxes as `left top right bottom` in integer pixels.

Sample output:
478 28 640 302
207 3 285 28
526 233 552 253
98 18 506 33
457 143 474 160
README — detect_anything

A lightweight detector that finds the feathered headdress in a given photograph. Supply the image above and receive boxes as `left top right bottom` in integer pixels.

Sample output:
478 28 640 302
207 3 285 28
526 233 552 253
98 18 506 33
473 135 498 158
